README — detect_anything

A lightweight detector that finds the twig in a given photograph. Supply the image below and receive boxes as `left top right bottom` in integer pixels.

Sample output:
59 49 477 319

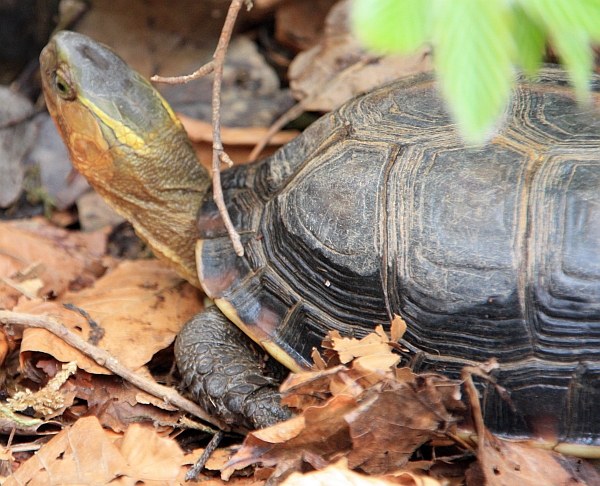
209 0 247 256
185 429 224 481
459 362 511 452
248 100 307 162
151 61 215 85
445 430 475 453
461 366 489 451
151 0 247 256
249 54 384 162
0 310 232 432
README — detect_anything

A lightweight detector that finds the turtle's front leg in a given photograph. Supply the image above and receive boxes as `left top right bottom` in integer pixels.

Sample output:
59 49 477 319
175 306 292 429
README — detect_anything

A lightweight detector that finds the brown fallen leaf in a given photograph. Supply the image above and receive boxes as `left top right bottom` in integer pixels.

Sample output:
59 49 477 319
183 447 238 473
253 0 286 8
4 416 130 486
282 366 350 410
178 447 271 485
281 459 444 486
0 218 109 308
177 471 261 486
288 0 431 112
179 115 299 147
345 381 461 474
73 371 181 433
467 438 600 486
17 259 202 374
462 367 600 486
222 395 357 481
178 114 299 169
390 314 407 343
4 416 190 485
0 324 18 368
113 422 184 484
223 327 463 481
331 329 400 367
274 0 338 52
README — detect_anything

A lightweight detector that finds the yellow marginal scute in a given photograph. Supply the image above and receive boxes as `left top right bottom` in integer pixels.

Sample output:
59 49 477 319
196 240 305 373
262 340 305 373
214 298 305 373
196 239 207 288
459 431 600 459
77 95 148 152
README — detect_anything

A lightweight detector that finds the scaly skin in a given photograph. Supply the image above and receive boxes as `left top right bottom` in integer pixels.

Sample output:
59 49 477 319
40 31 290 428
176 307 291 429
40 31 208 286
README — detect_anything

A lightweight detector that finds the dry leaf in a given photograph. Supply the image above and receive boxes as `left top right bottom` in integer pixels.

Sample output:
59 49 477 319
390 314 407 343
274 0 337 52
183 447 237 472
73 372 181 433
289 0 431 112
225 355 463 479
18 259 202 374
331 328 399 365
462 367 600 486
74 0 226 79
281 458 444 486
468 435 600 486
0 325 18 368
0 218 108 308
114 423 184 483
179 115 299 146
222 395 357 480
253 0 286 8
344 383 459 474
178 114 299 170
4 416 191 486
4 416 131 486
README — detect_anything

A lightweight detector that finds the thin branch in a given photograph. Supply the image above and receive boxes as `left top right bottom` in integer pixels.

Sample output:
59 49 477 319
150 0 246 256
0 311 233 433
445 430 476 453
210 0 246 256
185 429 224 481
151 61 215 85
249 54 384 162
248 100 307 162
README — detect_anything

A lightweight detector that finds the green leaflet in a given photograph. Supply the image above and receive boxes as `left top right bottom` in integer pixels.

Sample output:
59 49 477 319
519 0 597 101
553 30 594 102
433 0 516 142
350 0 599 141
521 0 600 40
512 4 546 76
351 0 430 53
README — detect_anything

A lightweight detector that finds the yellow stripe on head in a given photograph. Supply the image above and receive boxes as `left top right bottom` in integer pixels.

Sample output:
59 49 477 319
78 95 148 152
155 90 183 129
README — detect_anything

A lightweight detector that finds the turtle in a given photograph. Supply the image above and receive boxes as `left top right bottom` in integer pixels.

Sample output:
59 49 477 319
40 31 600 448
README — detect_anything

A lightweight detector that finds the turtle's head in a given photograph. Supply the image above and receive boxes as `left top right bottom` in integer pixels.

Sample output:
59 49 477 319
41 31 210 286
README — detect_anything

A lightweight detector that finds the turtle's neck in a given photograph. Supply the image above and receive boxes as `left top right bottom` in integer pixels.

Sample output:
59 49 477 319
91 124 210 287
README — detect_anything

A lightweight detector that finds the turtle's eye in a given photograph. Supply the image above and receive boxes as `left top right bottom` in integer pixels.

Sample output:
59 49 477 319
54 71 76 101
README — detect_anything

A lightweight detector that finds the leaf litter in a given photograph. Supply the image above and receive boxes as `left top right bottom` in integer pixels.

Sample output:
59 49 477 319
222 321 466 483
0 224 599 485
2 2 600 483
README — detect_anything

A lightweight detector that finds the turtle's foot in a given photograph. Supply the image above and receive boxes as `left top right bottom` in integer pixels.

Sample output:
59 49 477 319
175 306 292 429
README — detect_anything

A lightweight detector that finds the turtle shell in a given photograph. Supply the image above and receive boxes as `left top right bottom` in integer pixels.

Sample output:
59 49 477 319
197 68 600 445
